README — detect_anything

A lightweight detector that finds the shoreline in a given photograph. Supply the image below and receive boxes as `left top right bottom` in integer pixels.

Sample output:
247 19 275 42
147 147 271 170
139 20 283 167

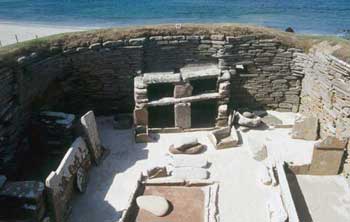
0 21 91 46
0 20 345 47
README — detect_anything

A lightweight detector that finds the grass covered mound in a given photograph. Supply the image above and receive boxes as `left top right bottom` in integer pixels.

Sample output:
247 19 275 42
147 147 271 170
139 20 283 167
0 23 349 63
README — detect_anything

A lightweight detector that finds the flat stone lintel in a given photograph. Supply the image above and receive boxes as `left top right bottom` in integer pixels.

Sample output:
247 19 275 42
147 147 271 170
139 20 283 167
147 92 222 107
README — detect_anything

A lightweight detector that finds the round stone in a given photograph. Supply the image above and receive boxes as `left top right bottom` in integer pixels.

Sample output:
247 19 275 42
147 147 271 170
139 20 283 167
136 195 169 217
242 111 254 118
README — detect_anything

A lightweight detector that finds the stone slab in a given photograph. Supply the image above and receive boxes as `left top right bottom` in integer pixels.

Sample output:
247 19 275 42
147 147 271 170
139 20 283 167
181 64 220 81
291 115 319 141
174 103 191 129
81 111 102 164
174 83 193 98
309 136 346 175
45 137 91 222
143 73 181 84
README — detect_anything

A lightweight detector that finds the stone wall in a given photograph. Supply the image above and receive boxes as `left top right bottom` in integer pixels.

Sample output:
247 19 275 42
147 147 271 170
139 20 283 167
297 49 350 139
297 47 350 176
0 28 307 175
0 66 25 176
220 36 302 111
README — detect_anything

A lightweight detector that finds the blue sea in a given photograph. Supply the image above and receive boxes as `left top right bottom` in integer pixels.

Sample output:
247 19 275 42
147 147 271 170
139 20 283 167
0 0 349 35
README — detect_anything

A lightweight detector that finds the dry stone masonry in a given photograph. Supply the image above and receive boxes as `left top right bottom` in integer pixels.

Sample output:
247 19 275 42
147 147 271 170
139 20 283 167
0 25 350 221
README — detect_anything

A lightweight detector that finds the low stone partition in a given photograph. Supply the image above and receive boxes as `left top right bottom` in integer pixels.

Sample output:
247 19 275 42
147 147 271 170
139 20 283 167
275 161 300 222
45 137 91 222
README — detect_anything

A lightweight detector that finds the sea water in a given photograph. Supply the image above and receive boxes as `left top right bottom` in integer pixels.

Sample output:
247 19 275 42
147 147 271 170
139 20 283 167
0 0 349 35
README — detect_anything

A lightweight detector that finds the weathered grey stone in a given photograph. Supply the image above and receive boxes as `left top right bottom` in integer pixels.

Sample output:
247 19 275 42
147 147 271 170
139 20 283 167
89 43 102 50
172 136 199 151
237 113 262 128
76 47 88 52
218 104 228 116
242 111 254 118
208 126 239 149
81 111 102 164
174 83 193 98
169 144 204 155
17 56 29 64
102 40 124 48
143 73 180 84
146 166 168 179
172 167 209 180
291 115 318 141
309 136 347 175
181 64 220 81
175 103 191 129
136 195 169 217
128 37 146 46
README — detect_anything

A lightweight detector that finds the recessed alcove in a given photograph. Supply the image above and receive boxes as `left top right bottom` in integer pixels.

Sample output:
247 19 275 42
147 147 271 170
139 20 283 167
148 105 175 128
191 100 218 128
190 77 218 95
147 83 174 101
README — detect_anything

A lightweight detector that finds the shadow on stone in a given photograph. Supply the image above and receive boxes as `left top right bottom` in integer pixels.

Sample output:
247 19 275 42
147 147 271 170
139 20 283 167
285 168 313 222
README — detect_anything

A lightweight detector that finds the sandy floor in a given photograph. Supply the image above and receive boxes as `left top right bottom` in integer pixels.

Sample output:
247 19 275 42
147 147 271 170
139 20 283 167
68 113 350 222
69 117 273 222
0 22 87 46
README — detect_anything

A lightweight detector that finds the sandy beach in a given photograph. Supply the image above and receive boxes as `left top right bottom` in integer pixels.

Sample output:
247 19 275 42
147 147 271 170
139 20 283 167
0 22 88 46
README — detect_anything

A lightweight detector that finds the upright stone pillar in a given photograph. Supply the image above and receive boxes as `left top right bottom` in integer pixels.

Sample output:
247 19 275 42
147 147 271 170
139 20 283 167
80 111 102 164
134 107 148 126
175 103 191 129
174 83 193 98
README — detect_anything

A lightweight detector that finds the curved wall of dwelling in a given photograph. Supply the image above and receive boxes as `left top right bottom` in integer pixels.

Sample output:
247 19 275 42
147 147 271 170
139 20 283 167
0 25 307 176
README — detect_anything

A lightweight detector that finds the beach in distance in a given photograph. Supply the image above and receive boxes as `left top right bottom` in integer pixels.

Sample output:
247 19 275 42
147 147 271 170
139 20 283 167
0 0 350 45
